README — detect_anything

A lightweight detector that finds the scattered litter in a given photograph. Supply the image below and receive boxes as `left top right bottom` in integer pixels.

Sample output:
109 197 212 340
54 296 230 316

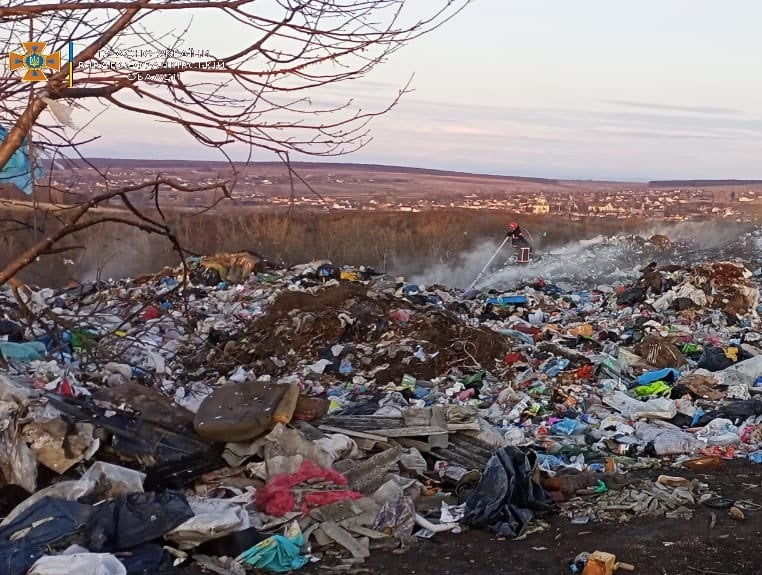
0 248 761 570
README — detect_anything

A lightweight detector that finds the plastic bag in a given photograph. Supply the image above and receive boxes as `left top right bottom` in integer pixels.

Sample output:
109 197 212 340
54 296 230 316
27 546 126 575
86 491 194 552
602 391 677 420
236 521 307 573
1 461 144 528
697 345 751 372
463 446 554 538
0 394 37 493
166 495 251 549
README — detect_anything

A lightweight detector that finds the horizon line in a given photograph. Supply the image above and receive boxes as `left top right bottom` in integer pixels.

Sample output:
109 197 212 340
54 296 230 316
67 157 762 186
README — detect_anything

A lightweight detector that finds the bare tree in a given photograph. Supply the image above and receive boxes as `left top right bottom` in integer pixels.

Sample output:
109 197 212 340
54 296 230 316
0 0 468 285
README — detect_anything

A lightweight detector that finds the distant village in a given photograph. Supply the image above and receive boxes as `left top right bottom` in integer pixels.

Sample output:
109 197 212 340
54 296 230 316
249 187 751 221
1 163 758 222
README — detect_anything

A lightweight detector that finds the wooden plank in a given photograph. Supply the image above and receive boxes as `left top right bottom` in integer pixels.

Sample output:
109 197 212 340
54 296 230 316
318 425 388 443
321 521 370 558
365 425 448 438
345 525 390 540
446 422 482 432
403 407 432 427
431 405 447 429
396 438 433 453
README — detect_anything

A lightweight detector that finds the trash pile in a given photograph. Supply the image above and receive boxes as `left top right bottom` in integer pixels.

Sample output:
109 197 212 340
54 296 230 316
474 227 762 291
3 247 762 573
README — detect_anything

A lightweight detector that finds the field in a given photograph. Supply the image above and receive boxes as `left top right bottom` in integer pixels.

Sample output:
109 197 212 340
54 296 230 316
4 160 762 288
0 205 651 287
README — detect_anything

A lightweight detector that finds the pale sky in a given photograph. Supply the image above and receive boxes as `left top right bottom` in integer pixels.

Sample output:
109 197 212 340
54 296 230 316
68 0 762 180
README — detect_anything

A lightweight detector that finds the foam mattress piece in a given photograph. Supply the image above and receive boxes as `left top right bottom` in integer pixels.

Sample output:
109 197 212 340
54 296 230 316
194 381 287 442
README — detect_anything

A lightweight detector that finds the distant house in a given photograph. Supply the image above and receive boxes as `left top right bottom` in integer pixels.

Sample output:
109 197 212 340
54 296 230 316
532 195 550 214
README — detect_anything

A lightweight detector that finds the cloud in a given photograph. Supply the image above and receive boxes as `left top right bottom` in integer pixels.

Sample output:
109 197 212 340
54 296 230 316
71 80 762 180
604 99 745 116
592 125 743 141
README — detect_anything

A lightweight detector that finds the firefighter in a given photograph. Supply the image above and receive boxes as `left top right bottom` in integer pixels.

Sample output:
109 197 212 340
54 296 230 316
505 222 532 263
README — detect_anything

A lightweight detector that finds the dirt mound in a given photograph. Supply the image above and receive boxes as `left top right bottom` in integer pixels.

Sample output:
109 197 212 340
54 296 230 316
209 284 513 385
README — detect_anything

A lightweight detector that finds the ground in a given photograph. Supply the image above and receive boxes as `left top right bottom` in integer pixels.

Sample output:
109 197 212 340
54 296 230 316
354 460 762 575
176 461 762 575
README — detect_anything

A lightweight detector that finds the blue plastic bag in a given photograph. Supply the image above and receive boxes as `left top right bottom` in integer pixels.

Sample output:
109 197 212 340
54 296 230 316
0 124 44 195
486 295 528 306
551 418 588 436
0 341 47 361
637 368 679 385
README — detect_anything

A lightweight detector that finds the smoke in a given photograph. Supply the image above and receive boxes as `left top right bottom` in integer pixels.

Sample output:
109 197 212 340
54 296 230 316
68 227 177 284
638 221 751 250
408 238 506 289
471 236 639 291
409 223 762 292
408 235 637 290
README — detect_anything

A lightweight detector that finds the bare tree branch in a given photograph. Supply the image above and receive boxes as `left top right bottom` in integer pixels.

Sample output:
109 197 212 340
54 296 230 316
0 0 470 286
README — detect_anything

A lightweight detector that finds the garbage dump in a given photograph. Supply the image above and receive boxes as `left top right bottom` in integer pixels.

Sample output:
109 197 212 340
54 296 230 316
3 240 762 573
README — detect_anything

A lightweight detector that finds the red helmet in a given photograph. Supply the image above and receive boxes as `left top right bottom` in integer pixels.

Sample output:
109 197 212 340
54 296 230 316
509 222 518 229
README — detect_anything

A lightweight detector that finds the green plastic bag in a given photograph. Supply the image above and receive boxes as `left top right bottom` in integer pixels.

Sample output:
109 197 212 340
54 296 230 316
237 527 308 572
634 380 672 398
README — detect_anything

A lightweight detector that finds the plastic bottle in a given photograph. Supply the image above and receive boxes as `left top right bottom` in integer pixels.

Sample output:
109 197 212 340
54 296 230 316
272 383 300 425
339 357 353 375
506 397 530 422
570 552 590 573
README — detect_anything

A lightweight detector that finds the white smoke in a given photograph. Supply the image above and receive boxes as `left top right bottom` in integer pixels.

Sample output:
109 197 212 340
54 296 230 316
410 222 762 292
408 238 506 289
472 236 640 291
409 235 640 290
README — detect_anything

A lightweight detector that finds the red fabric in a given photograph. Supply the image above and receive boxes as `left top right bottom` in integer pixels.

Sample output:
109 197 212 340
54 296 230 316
511 324 540 339
576 365 594 380
58 378 74 397
302 491 362 513
254 460 362 517
142 306 160 320
504 352 524 365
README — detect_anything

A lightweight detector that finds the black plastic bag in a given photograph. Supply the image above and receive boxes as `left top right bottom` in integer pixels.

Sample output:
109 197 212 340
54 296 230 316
696 344 752 372
86 491 194 552
46 394 223 488
696 399 762 426
195 526 267 557
116 543 181 575
191 266 222 286
0 320 22 343
463 446 554 538
317 264 340 280
617 286 646 306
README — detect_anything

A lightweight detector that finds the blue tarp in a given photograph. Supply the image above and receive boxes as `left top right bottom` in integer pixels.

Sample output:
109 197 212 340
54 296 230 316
487 295 528 306
0 124 44 195
636 367 680 385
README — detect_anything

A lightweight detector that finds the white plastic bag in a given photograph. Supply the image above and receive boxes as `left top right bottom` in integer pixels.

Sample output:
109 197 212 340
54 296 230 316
28 546 126 575
165 495 251 549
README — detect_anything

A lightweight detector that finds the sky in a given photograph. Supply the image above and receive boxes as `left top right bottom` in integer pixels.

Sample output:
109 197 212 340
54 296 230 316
34 1 762 180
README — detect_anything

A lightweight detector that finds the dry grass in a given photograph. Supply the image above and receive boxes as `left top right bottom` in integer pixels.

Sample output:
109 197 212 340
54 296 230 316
0 206 647 287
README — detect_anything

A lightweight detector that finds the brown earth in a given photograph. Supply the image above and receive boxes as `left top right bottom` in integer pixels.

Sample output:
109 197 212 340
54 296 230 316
212 283 513 385
357 460 762 575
